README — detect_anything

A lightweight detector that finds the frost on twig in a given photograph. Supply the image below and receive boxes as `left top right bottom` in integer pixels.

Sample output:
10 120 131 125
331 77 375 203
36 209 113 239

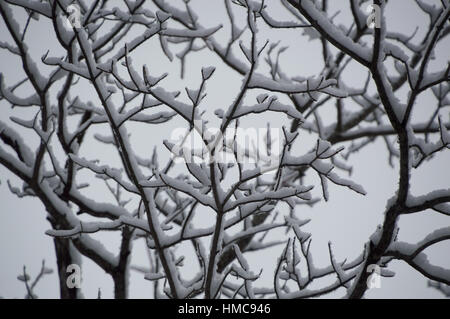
17 260 53 299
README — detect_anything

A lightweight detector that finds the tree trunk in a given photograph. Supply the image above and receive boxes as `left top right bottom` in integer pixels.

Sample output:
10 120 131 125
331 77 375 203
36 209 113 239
52 236 80 299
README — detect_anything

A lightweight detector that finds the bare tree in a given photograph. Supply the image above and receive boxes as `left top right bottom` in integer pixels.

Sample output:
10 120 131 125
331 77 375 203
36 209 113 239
0 0 449 299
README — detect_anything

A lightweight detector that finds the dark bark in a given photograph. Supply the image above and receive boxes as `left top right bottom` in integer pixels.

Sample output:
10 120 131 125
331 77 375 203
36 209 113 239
48 217 79 299
112 226 133 299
